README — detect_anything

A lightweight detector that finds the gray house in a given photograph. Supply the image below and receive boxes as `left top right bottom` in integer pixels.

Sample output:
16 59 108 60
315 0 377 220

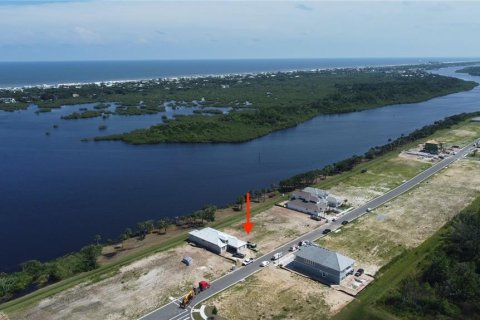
188 227 247 254
292 246 354 284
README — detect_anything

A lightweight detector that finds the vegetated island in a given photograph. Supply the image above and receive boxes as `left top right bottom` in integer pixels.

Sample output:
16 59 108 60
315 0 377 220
0 62 478 144
94 70 477 144
456 66 480 76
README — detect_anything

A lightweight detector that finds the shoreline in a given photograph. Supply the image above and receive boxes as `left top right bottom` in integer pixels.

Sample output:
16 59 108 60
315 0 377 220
1 59 479 91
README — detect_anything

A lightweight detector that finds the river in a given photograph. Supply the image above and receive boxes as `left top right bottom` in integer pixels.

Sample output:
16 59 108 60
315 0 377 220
0 66 479 272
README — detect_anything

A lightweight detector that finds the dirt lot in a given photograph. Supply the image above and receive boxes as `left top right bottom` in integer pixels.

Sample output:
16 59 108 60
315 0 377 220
207 267 353 320
14 245 231 320
223 206 324 255
328 156 430 207
318 158 480 275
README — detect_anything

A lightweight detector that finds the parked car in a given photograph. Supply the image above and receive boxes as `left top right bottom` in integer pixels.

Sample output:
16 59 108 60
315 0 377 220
247 241 257 249
341 220 349 225
289 246 298 252
323 229 331 234
232 252 246 258
355 268 364 277
366 207 373 212
260 261 270 267
271 252 283 261
242 258 254 266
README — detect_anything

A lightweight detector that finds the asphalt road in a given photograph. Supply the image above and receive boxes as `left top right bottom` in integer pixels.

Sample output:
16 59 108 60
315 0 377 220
140 141 477 320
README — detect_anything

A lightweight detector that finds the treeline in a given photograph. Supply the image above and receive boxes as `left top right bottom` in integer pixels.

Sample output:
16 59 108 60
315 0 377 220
279 112 480 191
381 195 480 319
117 205 217 242
457 66 480 76
0 244 101 303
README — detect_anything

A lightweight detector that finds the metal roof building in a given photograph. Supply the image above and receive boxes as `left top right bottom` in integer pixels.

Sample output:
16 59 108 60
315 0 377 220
188 227 247 254
292 246 354 284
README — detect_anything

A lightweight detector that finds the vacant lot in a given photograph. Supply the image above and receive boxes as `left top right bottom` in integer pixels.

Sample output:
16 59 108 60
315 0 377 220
13 245 231 320
318 158 480 275
207 267 352 320
429 121 480 146
224 206 324 255
327 156 430 207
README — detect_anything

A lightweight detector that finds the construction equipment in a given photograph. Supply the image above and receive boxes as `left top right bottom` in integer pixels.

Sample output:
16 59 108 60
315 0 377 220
199 280 210 291
180 289 195 308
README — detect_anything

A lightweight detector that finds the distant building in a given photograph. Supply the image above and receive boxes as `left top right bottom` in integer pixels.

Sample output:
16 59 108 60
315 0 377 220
423 140 442 154
286 199 327 216
327 195 344 208
0 97 16 104
303 187 329 199
188 227 247 254
72 93 80 98
471 117 480 123
292 190 321 203
292 246 355 285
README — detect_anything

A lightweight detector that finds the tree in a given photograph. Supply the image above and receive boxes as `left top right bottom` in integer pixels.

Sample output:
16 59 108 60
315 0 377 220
202 205 217 222
94 234 102 245
157 218 171 234
144 220 155 234
124 228 133 239
236 196 245 211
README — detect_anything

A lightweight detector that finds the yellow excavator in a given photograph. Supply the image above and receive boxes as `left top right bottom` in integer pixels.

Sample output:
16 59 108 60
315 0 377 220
180 289 195 308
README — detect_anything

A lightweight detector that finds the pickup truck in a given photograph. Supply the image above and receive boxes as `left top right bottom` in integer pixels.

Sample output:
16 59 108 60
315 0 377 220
271 252 283 261
242 258 254 266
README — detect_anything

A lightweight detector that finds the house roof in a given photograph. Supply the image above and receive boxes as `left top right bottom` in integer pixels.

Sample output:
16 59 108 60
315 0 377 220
295 246 354 272
293 191 321 203
303 187 329 199
288 199 327 212
425 139 440 145
189 227 247 249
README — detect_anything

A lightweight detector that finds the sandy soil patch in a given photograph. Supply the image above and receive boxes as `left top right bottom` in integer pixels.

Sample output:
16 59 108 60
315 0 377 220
207 267 353 320
15 245 231 320
319 159 480 275
224 206 324 255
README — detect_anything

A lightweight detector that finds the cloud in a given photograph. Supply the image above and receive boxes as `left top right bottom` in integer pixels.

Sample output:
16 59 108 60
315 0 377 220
73 26 102 44
295 3 313 11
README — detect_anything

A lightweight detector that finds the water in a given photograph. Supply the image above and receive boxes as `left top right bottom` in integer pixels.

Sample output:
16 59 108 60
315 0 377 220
0 58 473 88
0 65 479 272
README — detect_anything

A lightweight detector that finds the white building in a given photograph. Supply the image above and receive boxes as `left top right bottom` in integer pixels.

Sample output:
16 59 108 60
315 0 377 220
286 199 327 216
188 227 247 254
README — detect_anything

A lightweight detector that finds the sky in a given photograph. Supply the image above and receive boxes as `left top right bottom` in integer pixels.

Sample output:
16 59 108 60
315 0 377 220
0 0 479 61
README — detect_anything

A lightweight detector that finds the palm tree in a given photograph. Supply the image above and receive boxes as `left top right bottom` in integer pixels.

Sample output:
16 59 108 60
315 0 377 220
144 220 155 234
157 218 171 234
124 228 133 239
94 234 102 245
236 196 245 211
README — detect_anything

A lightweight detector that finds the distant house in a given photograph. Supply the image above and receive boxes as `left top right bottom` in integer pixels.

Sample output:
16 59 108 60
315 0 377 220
72 93 80 98
471 117 480 123
292 190 321 203
188 227 247 255
0 97 16 104
327 195 344 208
303 187 329 199
291 246 354 285
286 199 327 216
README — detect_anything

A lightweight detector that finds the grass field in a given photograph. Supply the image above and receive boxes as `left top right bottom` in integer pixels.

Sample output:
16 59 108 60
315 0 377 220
334 195 480 320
